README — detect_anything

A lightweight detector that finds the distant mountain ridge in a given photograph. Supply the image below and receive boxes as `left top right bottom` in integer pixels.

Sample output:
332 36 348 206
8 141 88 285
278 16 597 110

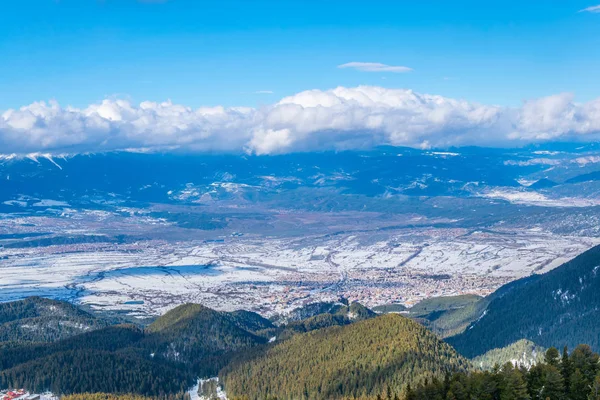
2 147 600 215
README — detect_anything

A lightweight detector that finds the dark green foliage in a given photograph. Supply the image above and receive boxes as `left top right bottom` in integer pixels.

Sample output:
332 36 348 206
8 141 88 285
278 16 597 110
347 301 377 320
0 297 107 343
0 304 268 396
0 325 144 370
269 301 347 325
448 245 600 357
408 295 489 338
545 346 561 367
148 212 228 230
569 368 588 400
62 393 189 400
590 372 600 400
144 304 267 376
408 295 482 318
0 349 195 397
372 304 407 313
221 314 470 400
497 363 530 400
227 310 275 334
414 344 599 400
0 298 378 397
540 365 565 400
270 299 375 326
0 324 194 396
269 301 377 340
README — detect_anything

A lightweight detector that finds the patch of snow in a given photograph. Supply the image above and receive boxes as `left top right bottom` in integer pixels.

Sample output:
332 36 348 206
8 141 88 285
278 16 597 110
552 288 576 305
480 189 600 207
517 179 537 187
504 158 561 167
469 310 488 330
195 378 227 400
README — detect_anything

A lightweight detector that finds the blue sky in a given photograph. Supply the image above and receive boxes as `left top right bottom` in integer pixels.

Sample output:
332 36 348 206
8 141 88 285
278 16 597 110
1 0 599 110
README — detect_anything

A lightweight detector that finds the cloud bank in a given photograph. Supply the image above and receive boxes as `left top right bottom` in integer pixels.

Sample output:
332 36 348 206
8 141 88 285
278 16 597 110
2 86 600 155
337 62 413 73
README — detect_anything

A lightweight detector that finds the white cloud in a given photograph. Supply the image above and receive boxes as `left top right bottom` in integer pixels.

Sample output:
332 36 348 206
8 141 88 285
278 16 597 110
337 62 413 73
579 4 600 12
2 86 600 155
255 90 274 94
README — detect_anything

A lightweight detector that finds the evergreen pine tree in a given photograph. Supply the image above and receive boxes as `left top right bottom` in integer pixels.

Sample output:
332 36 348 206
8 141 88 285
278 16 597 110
545 348 560 368
404 384 415 400
499 363 530 400
541 365 565 400
571 345 600 384
527 364 545 399
561 346 572 396
589 372 600 400
570 369 589 400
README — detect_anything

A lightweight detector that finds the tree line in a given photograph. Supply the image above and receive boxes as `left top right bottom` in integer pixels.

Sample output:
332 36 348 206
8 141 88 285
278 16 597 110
409 345 600 400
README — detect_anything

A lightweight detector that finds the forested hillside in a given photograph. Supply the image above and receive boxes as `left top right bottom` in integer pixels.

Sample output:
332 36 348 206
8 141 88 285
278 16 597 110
271 301 376 340
62 394 168 400
270 300 375 326
448 245 600 358
471 339 546 370
144 304 267 376
0 325 195 396
0 297 107 344
412 345 600 400
221 313 470 400
403 294 486 338
0 303 274 396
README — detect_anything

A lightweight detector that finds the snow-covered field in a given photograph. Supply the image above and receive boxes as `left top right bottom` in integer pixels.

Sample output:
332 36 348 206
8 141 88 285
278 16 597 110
480 189 600 207
1 227 596 316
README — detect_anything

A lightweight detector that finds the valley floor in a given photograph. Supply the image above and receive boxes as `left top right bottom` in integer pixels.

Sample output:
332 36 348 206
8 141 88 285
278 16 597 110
1 220 596 317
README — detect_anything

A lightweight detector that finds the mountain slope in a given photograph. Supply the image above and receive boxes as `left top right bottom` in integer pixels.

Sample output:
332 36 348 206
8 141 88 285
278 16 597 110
471 339 546 370
144 304 267 376
0 297 107 344
270 301 350 325
447 245 600 358
221 313 470 400
227 310 275 334
0 324 195 397
0 349 194 396
269 301 377 340
0 324 145 370
0 303 269 395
